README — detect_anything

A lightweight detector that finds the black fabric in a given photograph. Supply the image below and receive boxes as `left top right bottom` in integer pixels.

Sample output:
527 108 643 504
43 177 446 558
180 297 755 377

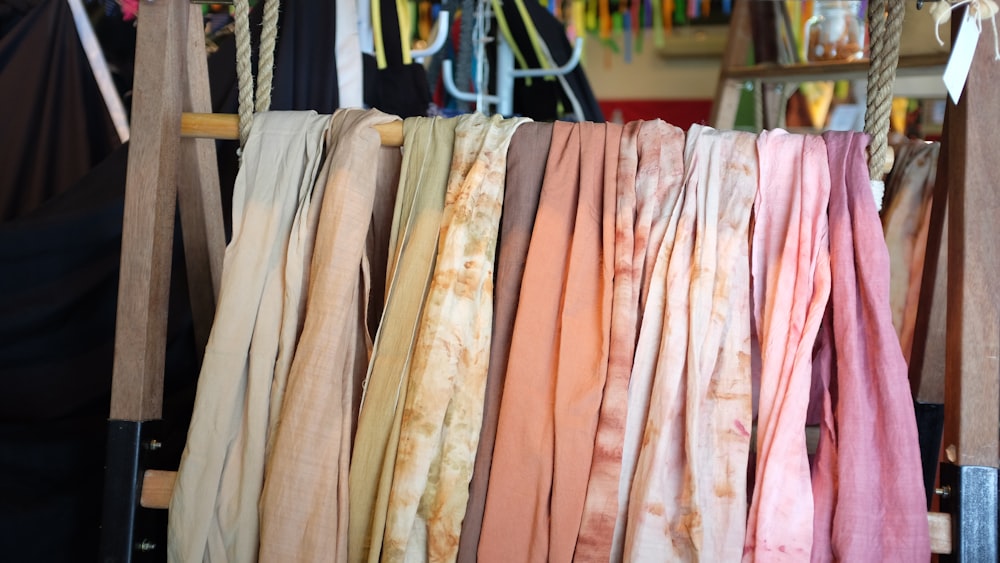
363 0 431 118
270 0 342 113
0 0 121 221
0 141 200 562
493 0 603 122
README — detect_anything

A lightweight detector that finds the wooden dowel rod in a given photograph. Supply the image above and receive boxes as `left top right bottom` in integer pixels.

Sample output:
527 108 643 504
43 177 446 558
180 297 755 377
180 112 404 146
181 112 892 174
140 469 176 509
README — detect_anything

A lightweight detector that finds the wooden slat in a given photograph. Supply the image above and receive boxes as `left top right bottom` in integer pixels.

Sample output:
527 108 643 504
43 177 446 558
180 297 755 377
722 53 950 83
929 511 953 554
177 4 226 359
110 0 190 421
140 470 177 509
180 113 405 147
909 114 949 403
943 13 1000 468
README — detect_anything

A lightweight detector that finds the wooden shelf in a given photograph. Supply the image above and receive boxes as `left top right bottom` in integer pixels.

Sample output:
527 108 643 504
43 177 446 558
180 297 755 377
722 53 949 83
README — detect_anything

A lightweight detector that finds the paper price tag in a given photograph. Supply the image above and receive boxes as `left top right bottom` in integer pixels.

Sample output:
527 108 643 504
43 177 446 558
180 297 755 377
943 13 982 105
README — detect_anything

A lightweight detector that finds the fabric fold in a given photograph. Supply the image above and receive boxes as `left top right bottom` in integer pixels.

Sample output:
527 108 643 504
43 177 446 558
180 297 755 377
744 129 832 562
810 130 930 562
348 116 456 563
611 121 687 562
458 122 553 562
623 125 756 562
168 111 332 563
381 112 528 562
258 108 401 563
479 121 621 563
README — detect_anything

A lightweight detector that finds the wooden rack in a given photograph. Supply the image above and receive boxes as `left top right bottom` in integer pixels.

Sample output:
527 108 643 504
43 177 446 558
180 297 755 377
98 0 995 560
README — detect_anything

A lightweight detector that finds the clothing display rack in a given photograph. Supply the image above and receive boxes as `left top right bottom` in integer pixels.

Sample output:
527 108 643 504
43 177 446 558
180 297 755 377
98 0 997 560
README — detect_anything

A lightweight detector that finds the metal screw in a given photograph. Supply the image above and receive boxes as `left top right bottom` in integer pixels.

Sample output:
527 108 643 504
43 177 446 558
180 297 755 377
136 540 157 552
145 439 162 451
935 486 952 498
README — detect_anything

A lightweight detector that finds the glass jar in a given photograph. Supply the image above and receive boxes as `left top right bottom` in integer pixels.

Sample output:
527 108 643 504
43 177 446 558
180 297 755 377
805 1 866 62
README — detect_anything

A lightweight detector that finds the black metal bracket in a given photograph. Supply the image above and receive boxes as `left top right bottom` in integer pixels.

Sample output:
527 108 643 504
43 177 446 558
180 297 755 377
99 419 168 563
938 462 999 562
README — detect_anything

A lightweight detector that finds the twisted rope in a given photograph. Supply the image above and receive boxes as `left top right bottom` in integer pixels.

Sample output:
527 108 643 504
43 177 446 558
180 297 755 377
256 0 281 113
864 0 905 181
233 0 282 148
234 0 255 147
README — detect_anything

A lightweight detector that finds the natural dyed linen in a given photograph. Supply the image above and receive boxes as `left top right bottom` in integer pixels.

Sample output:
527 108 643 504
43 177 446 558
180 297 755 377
744 130 832 562
348 117 455 563
880 140 939 362
611 124 687 562
169 111 332 563
808 131 930 562
623 125 756 562
380 113 527 562
575 119 686 562
457 122 553 563
258 109 401 562
479 121 621 563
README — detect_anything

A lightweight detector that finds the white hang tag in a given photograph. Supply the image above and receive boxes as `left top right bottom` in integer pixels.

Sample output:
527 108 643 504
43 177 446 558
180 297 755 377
943 13 982 104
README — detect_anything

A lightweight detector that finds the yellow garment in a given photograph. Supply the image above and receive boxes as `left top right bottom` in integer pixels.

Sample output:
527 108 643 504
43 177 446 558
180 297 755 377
348 116 456 563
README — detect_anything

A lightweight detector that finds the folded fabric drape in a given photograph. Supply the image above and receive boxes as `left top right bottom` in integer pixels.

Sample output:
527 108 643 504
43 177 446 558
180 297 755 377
381 112 528 562
169 111 332 563
348 116 456 563
810 131 930 562
575 119 686 562
881 140 939 363
163 115 932 563
744 130 832 561
257 109 402 562
612 121 687 561
479 121 622 563
623 125 757 562
457 122 554 563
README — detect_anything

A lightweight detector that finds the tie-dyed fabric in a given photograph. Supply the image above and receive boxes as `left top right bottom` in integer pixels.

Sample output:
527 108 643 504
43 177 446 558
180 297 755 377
380 113 527 562
624 125 756 562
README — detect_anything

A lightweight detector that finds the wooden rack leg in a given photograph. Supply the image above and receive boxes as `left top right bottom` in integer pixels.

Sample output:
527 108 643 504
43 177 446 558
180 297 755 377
99 0 190 560
711 0 751 129
937 10 1000 561
178 2 225 358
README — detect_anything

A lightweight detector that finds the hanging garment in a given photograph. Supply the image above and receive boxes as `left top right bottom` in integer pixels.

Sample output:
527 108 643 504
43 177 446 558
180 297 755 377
270 0 344 112
257 109 401 563
348 116 456 563
0 0 121 221
610 121 687 562
457 122 554 563
381 112 527 562
168 111 331 563
744 130 832 562
809 131 930 561
880 140 939 362
574 119 685 562
490 0 604 122
479 121 621 563
0 142 199 562
363 0 431 118
623 125 757 562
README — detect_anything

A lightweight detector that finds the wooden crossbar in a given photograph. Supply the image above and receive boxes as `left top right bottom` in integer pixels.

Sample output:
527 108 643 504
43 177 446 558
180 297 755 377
180 112 404 146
